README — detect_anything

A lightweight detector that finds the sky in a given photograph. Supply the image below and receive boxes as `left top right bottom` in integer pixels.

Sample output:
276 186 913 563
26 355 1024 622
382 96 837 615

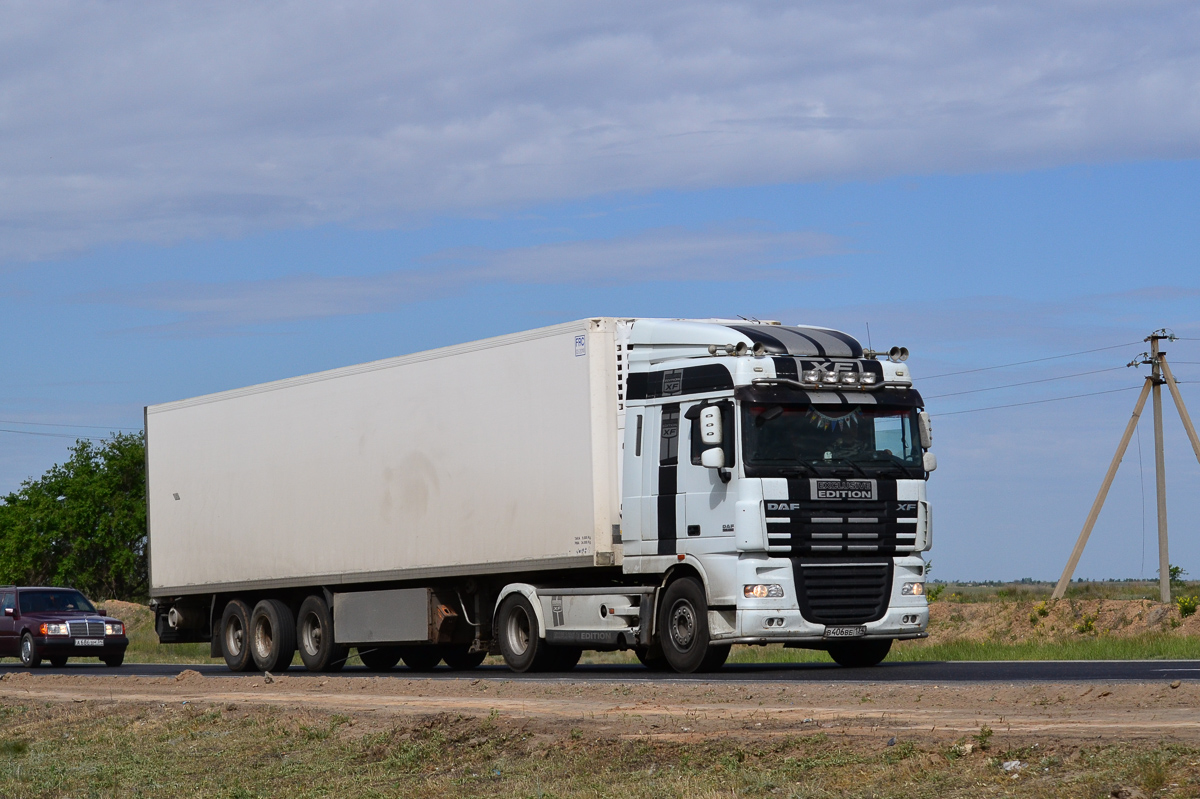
2 2 1200 582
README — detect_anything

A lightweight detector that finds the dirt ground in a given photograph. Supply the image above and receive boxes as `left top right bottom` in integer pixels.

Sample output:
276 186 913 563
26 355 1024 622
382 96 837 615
924 597 1200 643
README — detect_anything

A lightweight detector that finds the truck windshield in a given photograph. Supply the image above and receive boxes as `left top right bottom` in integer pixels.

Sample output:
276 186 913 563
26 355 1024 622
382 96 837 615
741 404 923 478
18 590 96 614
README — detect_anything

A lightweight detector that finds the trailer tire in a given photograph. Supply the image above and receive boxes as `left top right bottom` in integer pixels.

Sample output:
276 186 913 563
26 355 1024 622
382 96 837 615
357 646 402 671
827 639 892 668
657 577 721 674
250 599 296 673
496 593 545 673
220 599 254 672
398 646 443 671
441 645 487 670
296 595 348 672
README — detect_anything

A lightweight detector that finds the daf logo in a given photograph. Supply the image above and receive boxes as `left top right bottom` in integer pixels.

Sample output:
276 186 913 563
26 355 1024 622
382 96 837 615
766 502 801 511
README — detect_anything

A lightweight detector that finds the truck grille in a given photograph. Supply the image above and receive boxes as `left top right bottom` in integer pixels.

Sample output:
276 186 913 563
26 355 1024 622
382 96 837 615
793 560 893 625
765 500 918 555
68 621 105 637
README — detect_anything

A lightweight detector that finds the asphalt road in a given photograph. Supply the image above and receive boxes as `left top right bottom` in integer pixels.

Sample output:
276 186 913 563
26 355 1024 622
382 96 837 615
3 660 1200 682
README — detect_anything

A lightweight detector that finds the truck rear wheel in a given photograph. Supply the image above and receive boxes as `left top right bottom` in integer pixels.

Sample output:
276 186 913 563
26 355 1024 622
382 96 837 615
441 644 487 670
398 646 442 671
250 599 296 673
497 593 544 673
220 599 254 672
827 639 892 668
296 595 348 672
657 577 724 674
357 646 402 671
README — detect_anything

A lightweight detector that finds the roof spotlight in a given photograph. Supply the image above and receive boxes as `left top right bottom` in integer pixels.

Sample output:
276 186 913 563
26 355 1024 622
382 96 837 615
888 346 909 363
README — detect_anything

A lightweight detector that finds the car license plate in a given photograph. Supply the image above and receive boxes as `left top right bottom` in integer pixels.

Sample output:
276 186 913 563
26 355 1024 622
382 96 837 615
823 626 866 638
74 638 103 647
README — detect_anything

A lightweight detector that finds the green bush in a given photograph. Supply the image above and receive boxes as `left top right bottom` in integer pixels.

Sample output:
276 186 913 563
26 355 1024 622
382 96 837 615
1177 595 1198 618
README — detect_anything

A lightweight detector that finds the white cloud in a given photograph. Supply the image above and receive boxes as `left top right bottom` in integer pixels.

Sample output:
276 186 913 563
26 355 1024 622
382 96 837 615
87 226 837 332
4 1 1200 260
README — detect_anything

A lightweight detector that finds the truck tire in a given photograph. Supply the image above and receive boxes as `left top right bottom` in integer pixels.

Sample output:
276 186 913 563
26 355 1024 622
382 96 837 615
657 577 723 674
220 599 254 672
357 646 402 671
635 643 670 671
441 644 487 670
827 639 892 668
250 599 297 673
296 595 348 672
398 646 443 671
19 633 41 667
496 593 545 673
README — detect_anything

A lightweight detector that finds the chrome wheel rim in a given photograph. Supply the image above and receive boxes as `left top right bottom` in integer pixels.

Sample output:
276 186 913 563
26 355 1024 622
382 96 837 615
21 638 31 663
253 616 274 660
505 606 531 656
301 613 322 657
225 616 244 657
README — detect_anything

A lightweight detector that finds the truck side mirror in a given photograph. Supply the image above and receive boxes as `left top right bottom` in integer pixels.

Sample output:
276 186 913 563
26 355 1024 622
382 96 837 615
923 451 938 472
700 448 725 468
918 411 933 449
700 405 723 445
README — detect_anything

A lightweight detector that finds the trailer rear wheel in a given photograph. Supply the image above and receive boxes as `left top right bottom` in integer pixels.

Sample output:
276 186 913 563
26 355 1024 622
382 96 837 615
827 639 892 668
297 595 348 672
497 594 544 673
357 646 402 671
220 599 254 672
657 577 721 674
398 646 443 671
250 599 296 673
441 644 487 670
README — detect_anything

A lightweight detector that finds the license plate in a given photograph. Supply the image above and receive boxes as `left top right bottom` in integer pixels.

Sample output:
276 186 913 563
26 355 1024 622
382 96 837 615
74 638 103 647
823 626 866 638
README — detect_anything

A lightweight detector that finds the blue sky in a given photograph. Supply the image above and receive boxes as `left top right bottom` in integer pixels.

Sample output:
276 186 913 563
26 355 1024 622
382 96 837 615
3 2 1200 581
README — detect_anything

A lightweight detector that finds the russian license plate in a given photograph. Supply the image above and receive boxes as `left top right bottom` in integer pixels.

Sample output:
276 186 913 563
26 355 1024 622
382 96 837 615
823 626 866 639
74 638 103 647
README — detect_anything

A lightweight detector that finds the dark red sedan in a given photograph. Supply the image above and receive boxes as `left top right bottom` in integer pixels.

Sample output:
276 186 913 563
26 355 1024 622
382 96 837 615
0 587 129 667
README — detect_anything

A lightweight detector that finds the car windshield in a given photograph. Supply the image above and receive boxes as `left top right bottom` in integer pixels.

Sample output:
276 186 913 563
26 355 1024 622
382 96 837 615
18 590 96 614
741 403 923 477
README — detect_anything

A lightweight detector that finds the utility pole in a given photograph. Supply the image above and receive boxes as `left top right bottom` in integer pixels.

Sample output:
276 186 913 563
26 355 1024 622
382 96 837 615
1053 329 1200 602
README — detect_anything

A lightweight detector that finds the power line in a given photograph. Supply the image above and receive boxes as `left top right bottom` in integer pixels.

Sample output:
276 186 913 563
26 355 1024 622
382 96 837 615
0 428 108 441
0 418 140 431
924 366 1126 399
922 341 1143 380
931 385 1141 417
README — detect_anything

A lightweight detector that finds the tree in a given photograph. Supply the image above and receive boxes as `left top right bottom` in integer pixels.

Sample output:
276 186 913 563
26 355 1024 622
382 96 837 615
0 432 146 600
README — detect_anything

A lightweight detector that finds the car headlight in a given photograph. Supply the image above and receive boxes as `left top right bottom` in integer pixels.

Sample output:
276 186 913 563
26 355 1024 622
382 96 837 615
105 622 124 636
744 584 784 598
40 622 69 636
901 582 925 596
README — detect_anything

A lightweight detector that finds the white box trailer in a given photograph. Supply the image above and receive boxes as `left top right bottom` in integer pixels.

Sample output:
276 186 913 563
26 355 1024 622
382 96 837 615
148 317 936 674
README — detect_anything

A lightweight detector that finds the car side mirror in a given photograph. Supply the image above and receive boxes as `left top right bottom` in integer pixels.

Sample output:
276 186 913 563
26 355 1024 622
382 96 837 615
97 607 106 616
923 451 938 472
700 405 723 446
918 411 933 450
701 448 725 469
3 607 13 617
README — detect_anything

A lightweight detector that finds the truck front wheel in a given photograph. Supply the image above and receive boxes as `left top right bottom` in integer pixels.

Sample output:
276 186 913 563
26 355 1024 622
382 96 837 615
657 577 728 674
220 599 254 672
297 595 348 672
827 639 892 668
496 594 544 673
250 599 297 673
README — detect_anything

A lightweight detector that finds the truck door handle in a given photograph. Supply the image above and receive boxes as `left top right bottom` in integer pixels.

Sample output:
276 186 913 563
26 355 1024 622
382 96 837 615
687 525 701 537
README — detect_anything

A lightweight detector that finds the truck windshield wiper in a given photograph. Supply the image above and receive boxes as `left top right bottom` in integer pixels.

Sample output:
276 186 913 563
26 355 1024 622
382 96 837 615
858 454 917 478
820 457 869 477
778 463 817 477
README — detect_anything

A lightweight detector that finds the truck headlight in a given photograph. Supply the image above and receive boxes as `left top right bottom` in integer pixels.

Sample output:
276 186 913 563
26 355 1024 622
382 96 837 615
901 582 925 596
105 622 124 636
40 622 69 636
744 584 784 598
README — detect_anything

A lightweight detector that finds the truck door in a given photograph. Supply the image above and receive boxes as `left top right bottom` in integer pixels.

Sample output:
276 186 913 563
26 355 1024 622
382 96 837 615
679 402 736 547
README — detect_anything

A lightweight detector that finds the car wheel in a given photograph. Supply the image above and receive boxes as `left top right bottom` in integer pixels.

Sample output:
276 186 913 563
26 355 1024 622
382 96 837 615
441 644 487 670
250 599 297 673
20 633 42 668
398 646 443 671
220 599 254 672
296 595 348 672
357 646 402 671
827 639 892 668
49 655 68 668
657 577 720 674
496 593 544 673
102 652 125 667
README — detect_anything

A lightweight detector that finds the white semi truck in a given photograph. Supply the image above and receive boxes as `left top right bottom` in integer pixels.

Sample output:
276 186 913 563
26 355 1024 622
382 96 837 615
147 318 935 674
